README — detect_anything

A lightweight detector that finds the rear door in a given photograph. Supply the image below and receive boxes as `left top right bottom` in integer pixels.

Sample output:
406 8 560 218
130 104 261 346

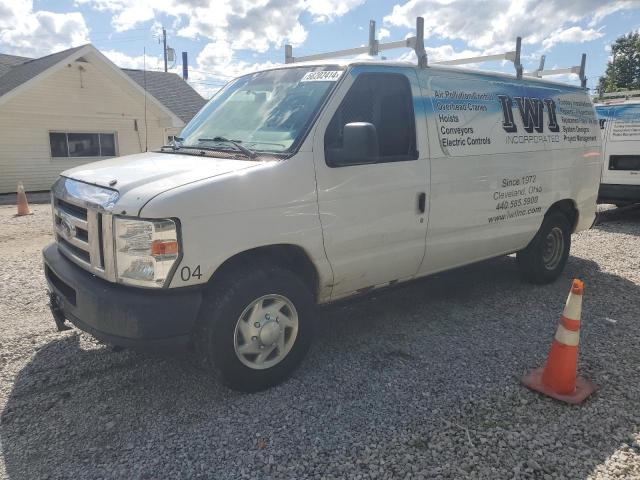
312 66 429 299
601 104 640 186
595 105 611 181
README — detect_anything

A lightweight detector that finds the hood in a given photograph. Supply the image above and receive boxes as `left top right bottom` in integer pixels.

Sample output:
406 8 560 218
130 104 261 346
62 151 260 214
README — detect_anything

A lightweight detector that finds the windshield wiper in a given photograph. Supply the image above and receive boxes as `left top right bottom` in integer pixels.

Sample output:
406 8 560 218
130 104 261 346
197 136 257 159
161 136 184 151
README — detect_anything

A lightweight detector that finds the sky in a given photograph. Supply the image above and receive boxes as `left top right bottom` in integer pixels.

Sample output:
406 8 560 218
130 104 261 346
1 0 639 99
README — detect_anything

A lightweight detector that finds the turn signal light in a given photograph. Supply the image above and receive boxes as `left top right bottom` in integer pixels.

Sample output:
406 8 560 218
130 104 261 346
151 239 179 256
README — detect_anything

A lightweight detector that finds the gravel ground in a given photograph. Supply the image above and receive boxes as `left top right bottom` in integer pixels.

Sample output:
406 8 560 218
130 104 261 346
1 203 639 479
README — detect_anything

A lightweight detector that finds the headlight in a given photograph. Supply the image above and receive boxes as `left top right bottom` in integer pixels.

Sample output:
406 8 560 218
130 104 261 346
114 217 180 288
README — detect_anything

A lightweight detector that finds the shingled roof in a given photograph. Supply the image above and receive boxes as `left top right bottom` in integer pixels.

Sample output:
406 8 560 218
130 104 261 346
0 46 87 98
0 53 32 76
122 69 207 123
0 46 206 123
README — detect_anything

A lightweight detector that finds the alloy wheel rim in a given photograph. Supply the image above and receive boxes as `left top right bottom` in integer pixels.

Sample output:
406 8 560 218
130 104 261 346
233 294 299 370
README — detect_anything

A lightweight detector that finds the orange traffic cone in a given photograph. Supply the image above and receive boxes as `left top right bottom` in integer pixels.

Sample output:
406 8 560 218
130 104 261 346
16 182 32 216
521 279 596 404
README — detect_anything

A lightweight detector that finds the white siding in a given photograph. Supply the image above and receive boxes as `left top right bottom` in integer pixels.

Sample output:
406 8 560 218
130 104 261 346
0 58 181 193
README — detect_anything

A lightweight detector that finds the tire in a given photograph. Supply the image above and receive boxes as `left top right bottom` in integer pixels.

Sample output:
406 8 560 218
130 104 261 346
516 212 571 284
195 264 314 392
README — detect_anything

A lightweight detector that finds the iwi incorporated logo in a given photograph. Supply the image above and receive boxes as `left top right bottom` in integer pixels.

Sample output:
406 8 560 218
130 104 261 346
497 95 560 134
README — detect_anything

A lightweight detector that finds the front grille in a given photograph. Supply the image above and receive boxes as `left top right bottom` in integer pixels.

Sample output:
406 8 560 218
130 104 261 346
52 178 117 282
57 198 88 220
57 234 91 263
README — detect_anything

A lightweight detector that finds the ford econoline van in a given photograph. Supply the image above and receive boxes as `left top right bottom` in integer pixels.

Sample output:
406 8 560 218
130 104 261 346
595 100 640 206
43 22 602 391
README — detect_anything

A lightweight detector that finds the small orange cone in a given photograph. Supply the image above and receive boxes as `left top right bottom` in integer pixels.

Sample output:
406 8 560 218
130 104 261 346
16 182 32 216
522 279 596 404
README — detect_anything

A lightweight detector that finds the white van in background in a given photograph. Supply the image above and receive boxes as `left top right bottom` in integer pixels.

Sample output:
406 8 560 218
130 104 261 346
595 100 640 206
43 19 602 391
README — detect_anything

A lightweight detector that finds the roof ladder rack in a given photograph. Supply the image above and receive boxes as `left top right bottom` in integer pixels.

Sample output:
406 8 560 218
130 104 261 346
285 17 428 68
431 37 524 79
525 53 587 89
284 17 583 88
525 54 546 76
598 89 640 100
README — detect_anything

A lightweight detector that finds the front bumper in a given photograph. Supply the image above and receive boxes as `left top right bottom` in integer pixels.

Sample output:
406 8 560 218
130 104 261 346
598 183 640 204
43 243 202 348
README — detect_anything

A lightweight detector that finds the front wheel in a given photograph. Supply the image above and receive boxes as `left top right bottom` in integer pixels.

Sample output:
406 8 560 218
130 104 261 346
195 265 314 392
516 212 571 284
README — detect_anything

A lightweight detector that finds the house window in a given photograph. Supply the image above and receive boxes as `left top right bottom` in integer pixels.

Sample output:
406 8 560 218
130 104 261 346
49 132 117 158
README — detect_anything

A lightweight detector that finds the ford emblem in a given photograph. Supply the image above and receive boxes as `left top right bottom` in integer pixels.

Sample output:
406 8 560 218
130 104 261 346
60 216 76 241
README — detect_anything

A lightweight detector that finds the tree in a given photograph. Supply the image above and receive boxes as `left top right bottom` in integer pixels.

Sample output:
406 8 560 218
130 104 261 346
598 32 640 94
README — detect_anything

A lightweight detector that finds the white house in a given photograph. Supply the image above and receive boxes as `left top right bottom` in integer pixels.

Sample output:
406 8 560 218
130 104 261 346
0 44 207 193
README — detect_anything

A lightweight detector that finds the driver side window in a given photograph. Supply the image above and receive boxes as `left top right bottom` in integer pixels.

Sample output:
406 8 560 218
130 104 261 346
324 72 417 167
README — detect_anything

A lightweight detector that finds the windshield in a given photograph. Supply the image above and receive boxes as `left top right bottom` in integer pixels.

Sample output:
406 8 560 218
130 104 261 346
178 66 345 155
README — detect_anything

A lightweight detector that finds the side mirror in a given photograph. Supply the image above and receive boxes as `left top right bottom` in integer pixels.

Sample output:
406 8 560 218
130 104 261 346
327 122 379 166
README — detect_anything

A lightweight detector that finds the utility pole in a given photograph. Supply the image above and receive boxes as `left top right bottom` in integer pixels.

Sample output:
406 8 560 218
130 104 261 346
144 48 148 151
162 27 168 72
182 52 188 80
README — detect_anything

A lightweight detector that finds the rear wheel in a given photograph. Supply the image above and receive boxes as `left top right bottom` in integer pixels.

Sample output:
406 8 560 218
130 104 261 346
195 265 314 392
516 212 571 284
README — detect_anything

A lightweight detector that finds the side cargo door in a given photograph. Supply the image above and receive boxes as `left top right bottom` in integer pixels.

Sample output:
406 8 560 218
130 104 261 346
417 71 546 274
312 66 430 299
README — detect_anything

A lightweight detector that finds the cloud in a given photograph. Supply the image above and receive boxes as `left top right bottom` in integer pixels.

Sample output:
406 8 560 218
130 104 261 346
102 49 149 69
383 0 633 51
426 45 482 63
100 47 223 98
305 0 367 22
169 65 227 99
77 0 363 54
97 38 284 99
378 27 391 41
542 26 604 50
175 0 309 54
74 0 164 32
398 44 483 66
194 39 280 87
98 48 220 99
75 0 366 98
0 0 89 57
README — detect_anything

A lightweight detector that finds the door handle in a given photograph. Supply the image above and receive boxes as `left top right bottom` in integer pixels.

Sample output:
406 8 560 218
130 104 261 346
417 192 426 214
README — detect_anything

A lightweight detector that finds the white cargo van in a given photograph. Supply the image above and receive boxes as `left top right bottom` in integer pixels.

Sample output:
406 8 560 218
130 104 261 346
595 99 640 205
44 19 602 391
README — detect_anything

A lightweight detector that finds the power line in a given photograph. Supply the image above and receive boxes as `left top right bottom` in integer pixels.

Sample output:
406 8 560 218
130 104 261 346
94 37 153 45
187 77 232 84
89 26 156 35
89 33 154 41
187 68 237 79
188 81 228 86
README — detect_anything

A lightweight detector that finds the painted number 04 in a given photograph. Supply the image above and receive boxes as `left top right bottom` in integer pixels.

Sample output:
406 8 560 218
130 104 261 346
181 265 202 281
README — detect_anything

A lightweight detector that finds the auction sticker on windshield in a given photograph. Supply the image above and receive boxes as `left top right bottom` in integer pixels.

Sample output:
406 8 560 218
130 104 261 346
300 71 343 82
